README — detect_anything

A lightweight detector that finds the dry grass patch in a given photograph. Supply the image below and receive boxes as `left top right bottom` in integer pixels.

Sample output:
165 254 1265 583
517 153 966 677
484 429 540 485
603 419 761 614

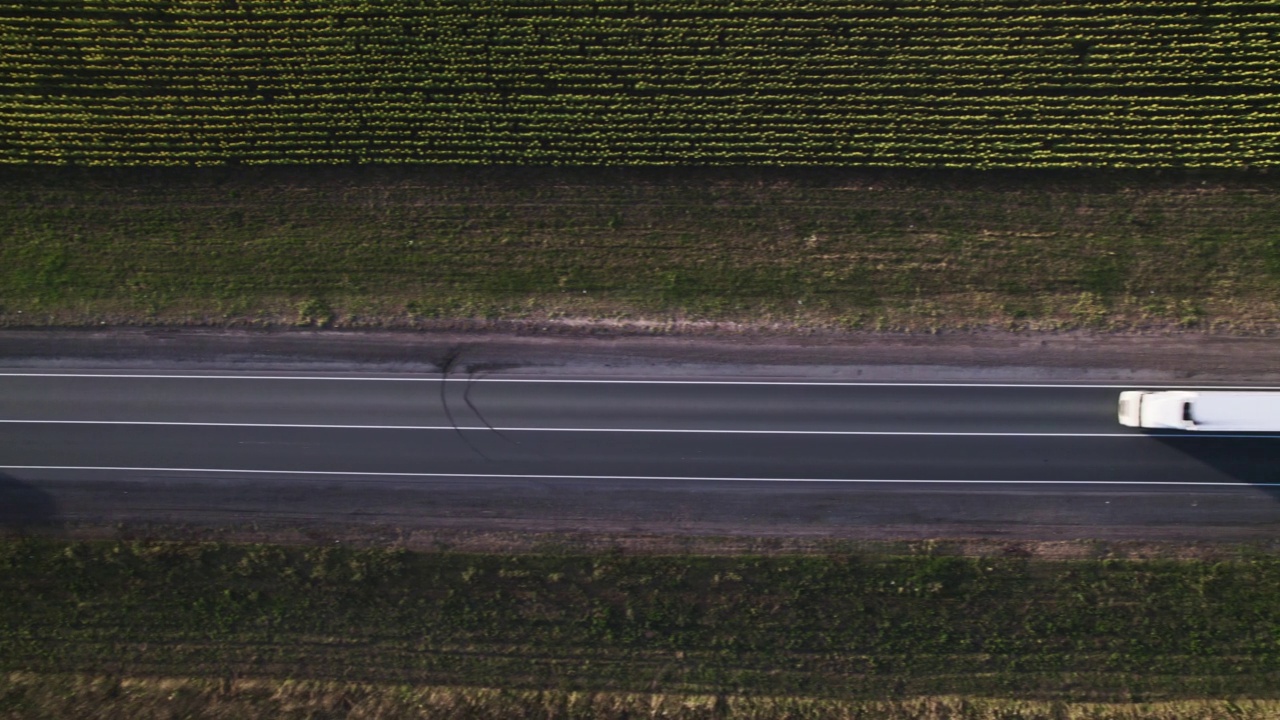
4 674 1280 720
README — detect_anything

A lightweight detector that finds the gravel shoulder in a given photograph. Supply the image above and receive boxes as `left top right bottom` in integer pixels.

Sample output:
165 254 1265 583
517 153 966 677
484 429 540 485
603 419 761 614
4 326 1280 382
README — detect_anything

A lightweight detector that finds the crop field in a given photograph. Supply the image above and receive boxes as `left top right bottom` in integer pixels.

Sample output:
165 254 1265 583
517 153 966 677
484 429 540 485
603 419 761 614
5 538 1280 718
2 0 1278 167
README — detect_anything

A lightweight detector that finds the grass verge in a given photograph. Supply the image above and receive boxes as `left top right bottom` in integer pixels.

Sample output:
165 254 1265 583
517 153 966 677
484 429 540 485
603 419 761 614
5 537 1280 714
3 167 1280 334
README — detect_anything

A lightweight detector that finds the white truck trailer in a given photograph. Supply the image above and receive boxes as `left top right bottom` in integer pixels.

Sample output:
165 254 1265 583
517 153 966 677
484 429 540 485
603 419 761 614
1118 390 1280 431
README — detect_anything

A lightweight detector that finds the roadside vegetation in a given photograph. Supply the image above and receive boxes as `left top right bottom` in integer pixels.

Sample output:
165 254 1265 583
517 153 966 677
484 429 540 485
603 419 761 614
5 537 1280 718
4 1 1278 334
3 167 1280 333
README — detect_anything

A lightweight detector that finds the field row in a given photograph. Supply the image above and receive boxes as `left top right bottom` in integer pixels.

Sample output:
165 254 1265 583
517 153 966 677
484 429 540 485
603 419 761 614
3 0 1277 166
7 71 1275 90
8 538 1280 700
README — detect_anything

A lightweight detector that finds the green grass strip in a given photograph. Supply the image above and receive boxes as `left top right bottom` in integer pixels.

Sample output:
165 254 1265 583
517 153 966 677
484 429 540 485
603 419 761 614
3 167 1280 332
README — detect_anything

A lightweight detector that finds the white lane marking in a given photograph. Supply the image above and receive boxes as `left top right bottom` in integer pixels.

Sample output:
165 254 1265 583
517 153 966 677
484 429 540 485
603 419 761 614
0 372 1276 389
1 465 1274 486
0 419 1232 437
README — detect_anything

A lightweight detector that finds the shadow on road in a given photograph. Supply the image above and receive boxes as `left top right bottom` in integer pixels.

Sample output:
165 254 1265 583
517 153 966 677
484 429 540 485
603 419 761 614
0 472 59 532
1150 433 1280 499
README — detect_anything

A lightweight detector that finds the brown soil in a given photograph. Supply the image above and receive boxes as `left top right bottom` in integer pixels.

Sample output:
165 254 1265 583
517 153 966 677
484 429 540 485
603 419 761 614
5 325 1280 382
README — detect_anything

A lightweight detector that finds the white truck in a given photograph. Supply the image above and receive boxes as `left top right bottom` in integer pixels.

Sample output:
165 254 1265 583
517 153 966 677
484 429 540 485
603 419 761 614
1118 390 1280 431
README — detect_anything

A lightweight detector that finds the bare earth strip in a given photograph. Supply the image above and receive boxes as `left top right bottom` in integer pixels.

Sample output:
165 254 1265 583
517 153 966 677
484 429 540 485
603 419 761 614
6 673 1280 720
7 326 1280 383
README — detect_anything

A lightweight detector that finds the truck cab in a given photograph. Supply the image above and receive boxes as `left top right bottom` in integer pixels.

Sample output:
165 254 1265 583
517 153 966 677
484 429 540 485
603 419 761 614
1118 390 1196 430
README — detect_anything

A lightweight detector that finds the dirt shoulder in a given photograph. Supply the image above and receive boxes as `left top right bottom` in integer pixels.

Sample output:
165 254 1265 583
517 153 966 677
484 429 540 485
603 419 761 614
3 325 1280 383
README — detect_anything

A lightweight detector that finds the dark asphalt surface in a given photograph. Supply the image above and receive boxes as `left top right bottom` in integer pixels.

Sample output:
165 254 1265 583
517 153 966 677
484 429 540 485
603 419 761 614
4 372 1280 539
2 375 1125 432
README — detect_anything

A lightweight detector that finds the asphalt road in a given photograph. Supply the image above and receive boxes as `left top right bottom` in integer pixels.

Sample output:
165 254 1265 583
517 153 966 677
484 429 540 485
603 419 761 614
4 372 1280 539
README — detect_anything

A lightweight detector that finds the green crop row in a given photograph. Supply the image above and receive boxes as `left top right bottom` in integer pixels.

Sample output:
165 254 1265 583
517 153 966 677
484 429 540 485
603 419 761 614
8 538 1280 700
1 0 1277 167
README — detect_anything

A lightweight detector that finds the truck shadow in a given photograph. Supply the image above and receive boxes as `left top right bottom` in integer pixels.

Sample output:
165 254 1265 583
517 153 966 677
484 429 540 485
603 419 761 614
0 472 59 532
1148 433 1280 498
